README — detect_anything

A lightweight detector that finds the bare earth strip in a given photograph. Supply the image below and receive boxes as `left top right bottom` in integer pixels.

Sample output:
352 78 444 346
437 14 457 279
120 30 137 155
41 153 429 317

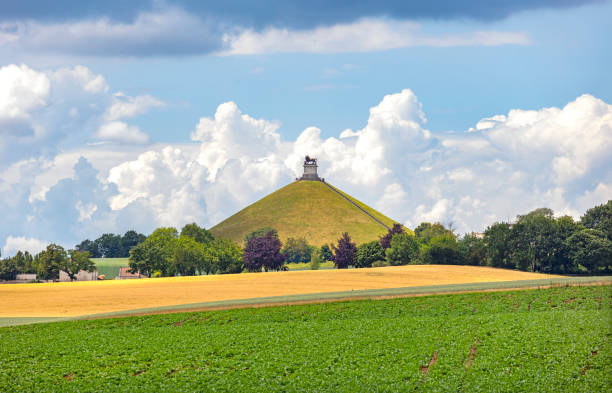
0 265 565 319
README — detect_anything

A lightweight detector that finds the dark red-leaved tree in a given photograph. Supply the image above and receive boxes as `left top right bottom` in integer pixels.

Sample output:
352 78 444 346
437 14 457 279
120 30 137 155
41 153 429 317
243 229 286 272
331 232 357 269
380 223 405 249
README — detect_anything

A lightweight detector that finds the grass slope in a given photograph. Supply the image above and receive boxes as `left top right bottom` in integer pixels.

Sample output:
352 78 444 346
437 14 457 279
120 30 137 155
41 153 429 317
1 285 609 392
91 258 129 279
210 180 397 246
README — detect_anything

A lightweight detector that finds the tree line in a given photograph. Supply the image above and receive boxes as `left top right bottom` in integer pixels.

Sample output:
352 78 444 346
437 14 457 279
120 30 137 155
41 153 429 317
0 245 95 281
1 200 610 281
75 230 146 258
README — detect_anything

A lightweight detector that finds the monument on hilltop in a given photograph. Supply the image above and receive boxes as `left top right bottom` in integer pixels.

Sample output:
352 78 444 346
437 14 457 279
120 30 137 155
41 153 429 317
299 155 322 181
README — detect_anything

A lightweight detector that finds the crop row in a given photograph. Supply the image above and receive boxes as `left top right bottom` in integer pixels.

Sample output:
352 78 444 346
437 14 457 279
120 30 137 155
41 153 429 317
0 285 610 392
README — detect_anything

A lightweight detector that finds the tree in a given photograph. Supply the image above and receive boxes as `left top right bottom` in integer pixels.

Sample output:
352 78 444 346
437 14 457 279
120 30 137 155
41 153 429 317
180 223 214 245
95 233 122 258
37 244 67 280
128 227 179 277
211 239 244 274
509 214 557 272
0 257 18 281
566 229 612 273
243 229 286 272
11 251 36 274
581 200 612 241
60 250 96 281
516 207 554 221
550 216 582 273
484 223 513 268
379 224 405 249
282 237 313 263
331 232 357 269
75 239 100 258
120 230 147 256
414 222 454 244
423 235 464 265
310 249 321 270
171 236 206 276
319 245 333 261
385 233 419 266
356 241 385 268
128 241 166 278
458 234 486 266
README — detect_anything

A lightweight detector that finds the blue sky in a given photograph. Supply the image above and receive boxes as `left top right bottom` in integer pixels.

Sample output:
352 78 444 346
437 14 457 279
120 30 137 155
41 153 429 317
0 0 610 254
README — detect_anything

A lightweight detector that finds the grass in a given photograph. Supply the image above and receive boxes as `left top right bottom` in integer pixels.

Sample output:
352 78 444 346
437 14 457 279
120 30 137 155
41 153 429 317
0 285 609 392
91 258 129 279
285 261 335 270
0 265 565 319
210 180 397 246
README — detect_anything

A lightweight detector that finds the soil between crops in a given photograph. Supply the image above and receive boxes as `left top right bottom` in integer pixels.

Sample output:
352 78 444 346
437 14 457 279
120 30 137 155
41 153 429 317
0 265 563 318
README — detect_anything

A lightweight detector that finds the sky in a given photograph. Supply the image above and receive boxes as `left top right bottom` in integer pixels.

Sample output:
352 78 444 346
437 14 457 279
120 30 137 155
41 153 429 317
1 0 611 255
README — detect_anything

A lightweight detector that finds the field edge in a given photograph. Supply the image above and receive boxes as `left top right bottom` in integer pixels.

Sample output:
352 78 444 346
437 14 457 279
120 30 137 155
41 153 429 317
3 275 607 328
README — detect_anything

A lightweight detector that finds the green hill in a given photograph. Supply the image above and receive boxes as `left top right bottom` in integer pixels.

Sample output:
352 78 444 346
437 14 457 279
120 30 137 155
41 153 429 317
210 180 398 246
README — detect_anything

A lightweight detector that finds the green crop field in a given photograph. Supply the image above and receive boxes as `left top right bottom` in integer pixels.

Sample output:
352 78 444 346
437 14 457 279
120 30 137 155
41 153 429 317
91 258 129 279
0 285 609 392
210 180 397 246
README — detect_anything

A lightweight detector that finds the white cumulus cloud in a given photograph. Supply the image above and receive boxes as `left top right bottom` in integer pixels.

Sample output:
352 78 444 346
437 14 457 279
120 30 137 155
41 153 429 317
1 79 610 250
220 18 529 55
3 236 48 257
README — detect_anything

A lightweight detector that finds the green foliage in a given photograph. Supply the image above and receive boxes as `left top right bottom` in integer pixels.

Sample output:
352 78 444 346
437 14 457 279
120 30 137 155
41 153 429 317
180 223 214 245
510 214 560 272
484 222 513 268
211 239 244 274
37 244 68 280
458 234 487 266
282 237 314 263
566 229 612 273
319 244 332 261
131 227 179 276
581 200 612 240
414 222 453 244
171 237 207 276
371 260 389 267
385 233 419 266
60 250 95 281
309 249 321 270
423 234 464 265
355 240 385 268
517 207 555 221
76 230 147 258
0 286 609 392
129 242 167 278
0 257 18 280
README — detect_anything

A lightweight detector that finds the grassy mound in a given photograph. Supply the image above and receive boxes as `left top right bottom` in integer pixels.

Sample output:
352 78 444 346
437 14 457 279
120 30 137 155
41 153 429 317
210 180 397 246
1 285 609 392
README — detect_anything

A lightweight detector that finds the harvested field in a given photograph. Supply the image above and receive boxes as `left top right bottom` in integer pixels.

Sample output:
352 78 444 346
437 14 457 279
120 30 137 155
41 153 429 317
0 265 562 318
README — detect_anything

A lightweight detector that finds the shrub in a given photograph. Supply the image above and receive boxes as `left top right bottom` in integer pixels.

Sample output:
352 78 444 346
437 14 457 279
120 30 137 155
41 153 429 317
331 233 357 269
243 229 286 272
310 250 321 270
385 233 419 265
356 241 385 268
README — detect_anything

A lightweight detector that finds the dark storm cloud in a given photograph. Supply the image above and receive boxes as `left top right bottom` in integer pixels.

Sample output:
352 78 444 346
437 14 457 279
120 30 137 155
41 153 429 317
0 0 603 26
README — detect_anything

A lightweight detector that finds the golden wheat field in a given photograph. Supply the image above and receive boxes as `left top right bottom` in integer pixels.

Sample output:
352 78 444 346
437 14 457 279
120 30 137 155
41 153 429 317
0 266 563 318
